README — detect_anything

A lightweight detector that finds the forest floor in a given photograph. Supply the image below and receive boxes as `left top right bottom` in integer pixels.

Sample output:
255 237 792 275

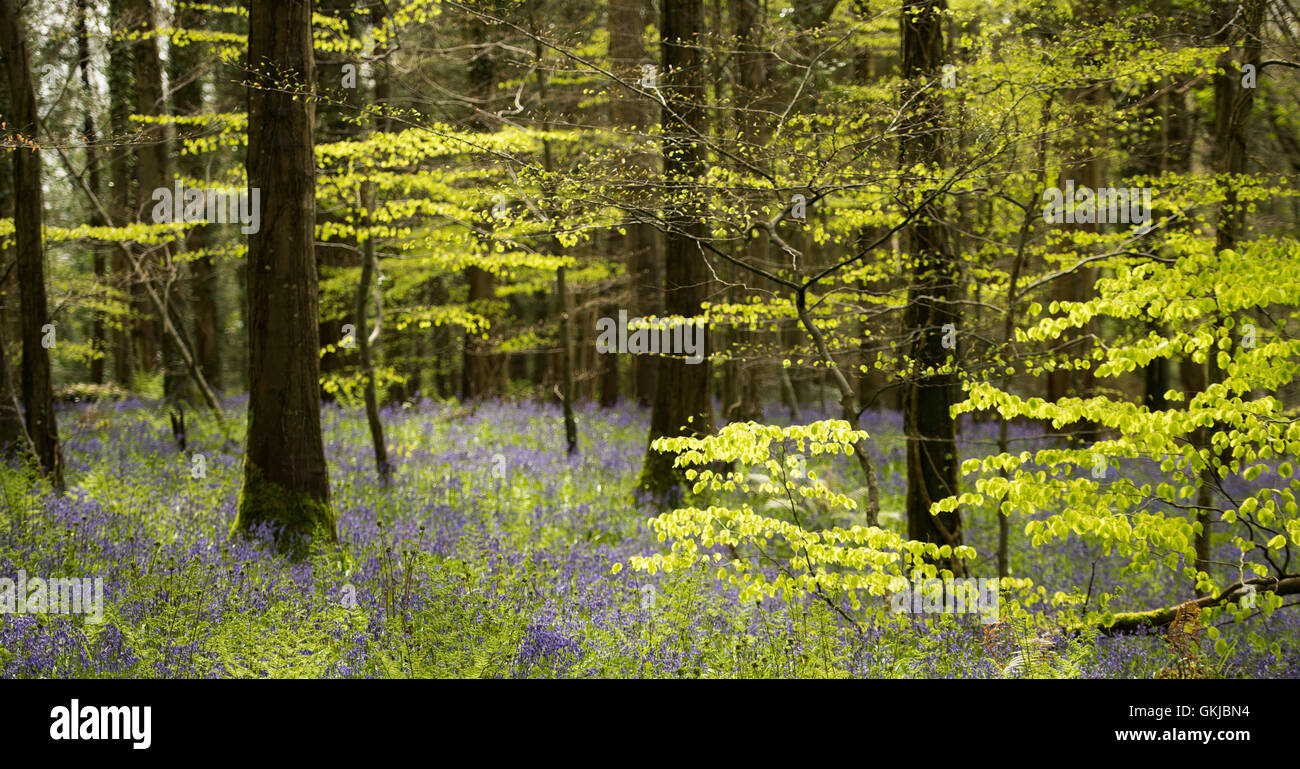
0 397 1296 678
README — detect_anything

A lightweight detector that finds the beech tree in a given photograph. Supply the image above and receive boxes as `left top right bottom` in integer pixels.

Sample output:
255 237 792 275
233 0 336 550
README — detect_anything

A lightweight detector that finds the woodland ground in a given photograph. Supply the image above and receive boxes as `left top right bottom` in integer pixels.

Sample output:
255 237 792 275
0 397 1296 678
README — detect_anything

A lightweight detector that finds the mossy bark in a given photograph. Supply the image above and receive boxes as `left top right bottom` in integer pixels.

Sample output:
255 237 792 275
234 462 336 554
1094 577 1300 636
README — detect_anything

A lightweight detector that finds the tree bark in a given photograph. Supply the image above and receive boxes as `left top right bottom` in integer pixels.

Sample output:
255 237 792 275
358 182 391 484
1100 576 1300 635
1191 0 1265 593
527 2 581 452
107 0 136 386
235 0 336 551
316 0 365 401
996 99 1051 577
127 0 186 401
0 306 34 461
171 2 222 393
609 0 660 407
78 0 108 386
461 10 503 400
557 263 579 453
900 0 960 573
732 0 770 423
0 0 64 490
639 0 714 502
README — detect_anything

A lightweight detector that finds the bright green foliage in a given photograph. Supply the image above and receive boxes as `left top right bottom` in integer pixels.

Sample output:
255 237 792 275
954 229 1300 624
624 421 977 608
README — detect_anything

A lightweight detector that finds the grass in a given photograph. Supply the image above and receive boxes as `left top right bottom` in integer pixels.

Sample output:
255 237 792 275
0 396 1295 678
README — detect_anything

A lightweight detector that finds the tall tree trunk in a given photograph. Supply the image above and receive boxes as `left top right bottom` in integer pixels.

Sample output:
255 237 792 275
0 0 64 490
358 181 391 484
639 0 714 502
461 266 498 399
598 341 619 407
1048 67 1104 444
732 0 770 423
107 0 136 386
461 10 502 400
171 2 222 393
316 0 365 401
0 62 16 409
235 0 336 551
77 0 108 386
431 279 453 397
597 236 620 407
609 0 660 407
900 0 960 574
995 98 1052 578
1152 3 1193 416
1192 0 1265 593
528 1 581 451
127 0 187 402
1126 13 1172 412
379 92 413 410
1142 320 1169 411
0 70 30 459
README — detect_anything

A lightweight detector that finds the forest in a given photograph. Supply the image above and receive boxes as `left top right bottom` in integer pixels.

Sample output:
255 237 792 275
0 0 1297 683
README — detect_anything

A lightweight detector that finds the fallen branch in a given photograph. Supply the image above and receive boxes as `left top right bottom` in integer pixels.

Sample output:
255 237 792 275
1098 575 1300 636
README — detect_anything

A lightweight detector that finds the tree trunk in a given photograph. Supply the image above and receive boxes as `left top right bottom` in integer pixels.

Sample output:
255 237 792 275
107 0 136 386
639 0 714 502
1143 321 1169 411
0 0 64 490
900 0 961 574
127 0 187 402
171 2 222 394
558 263 579 453
358 182 391 484
732 0 770 423
0 307 33 461
1192 0 1265 593
1125 34 1171 412
1047 73 1104 444
235 0 336 551
316 0 365 402
77 0 108 386
996 99 1051 577
461 266 498 399
529 1 579 450
609 0 660 407
461 11 502 400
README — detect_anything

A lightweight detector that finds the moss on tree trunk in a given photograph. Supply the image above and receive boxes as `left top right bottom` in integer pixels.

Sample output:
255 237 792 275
234 461 336 555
